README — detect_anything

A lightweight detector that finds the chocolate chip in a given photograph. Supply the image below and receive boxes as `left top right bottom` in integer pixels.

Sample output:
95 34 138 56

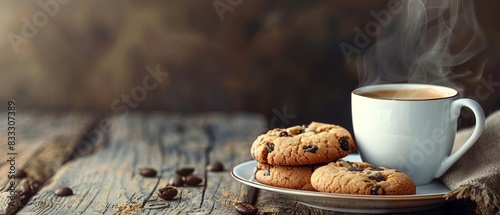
303 145 318 153
206 162 224 172
369 173 386 182
347 166 364 172
15 169 28 179
54 187 73 196
279 131 289 137
373 167 384 171
338 160 352 168
339 137 350 151
264 168 270 176
157 186 178 200
266 143 274 153
234 202 258 215
184 175 203 186
175 167 195 176
371 185 383 195
138 167 158 177
168 175 185 186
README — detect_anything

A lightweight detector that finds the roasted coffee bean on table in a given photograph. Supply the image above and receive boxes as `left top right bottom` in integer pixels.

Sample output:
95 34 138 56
168 175 185 187
157 186 178 200
234 202 258 215
138 167 158 177
15 169 28 179
54 187 73 196
175 167 195 176
184 175 203 186
19 181 34 197
206 162 224 172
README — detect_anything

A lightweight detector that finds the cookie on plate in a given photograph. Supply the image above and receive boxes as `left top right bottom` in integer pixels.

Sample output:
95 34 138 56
310 160 416 195
250 122 356 165
253 162 324 191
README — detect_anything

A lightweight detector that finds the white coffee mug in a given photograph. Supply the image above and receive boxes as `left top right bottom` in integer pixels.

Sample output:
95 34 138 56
351 83 485 185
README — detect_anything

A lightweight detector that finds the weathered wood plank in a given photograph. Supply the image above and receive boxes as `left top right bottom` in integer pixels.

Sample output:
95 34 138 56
254 190 311 214
146 112 266 214
18 112 267 214
0 112 95 214
195 113 266 214
18 114 165 214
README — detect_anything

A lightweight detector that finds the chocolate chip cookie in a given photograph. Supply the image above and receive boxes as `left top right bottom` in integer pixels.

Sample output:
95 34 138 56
310 160 416 195
253 162 324 191
251 122 356 165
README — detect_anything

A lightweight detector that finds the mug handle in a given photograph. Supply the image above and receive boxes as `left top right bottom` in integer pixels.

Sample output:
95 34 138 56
434 98 485 178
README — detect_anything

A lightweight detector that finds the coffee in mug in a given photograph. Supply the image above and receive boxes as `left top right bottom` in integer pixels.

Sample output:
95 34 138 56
357 88 446 100
351 84 485 185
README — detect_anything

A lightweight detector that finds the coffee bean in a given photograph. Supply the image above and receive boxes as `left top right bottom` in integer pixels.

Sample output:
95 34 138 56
279 131 288 137
19 181 34 197
175 167 195 176
157 186 178 200
338 137 350 151
184 175 203 186
234 202 258 215
369 173 386 182
347 166 364 172
138 167 157 177
15 169 28 179
168 175 185 186
206 162 224 172
303 145 318 153
54 187 73 196
266 143 274 153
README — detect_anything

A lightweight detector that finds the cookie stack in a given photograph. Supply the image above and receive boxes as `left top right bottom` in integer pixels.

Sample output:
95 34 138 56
250 122 416 195
250 121 356 191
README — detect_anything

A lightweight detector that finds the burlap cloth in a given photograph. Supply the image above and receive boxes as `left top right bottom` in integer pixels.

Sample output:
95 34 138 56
441 110 500 214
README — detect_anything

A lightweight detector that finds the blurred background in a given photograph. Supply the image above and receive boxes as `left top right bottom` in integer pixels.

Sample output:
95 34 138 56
0 0 499 132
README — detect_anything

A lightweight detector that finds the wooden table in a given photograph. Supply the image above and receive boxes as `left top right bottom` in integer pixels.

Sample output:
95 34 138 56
0 112 475 215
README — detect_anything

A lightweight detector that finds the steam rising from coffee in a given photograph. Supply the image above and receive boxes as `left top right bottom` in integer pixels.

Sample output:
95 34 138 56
356 0 488 90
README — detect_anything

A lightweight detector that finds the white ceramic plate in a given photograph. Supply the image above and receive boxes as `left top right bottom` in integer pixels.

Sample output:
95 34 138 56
231 154 454 214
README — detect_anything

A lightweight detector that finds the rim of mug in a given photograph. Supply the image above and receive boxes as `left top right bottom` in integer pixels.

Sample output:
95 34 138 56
352 83 459 101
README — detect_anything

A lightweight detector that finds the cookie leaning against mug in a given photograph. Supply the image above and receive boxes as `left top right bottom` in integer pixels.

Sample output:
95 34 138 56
250 122 356 165
310 160 416 195
253 162 325 191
